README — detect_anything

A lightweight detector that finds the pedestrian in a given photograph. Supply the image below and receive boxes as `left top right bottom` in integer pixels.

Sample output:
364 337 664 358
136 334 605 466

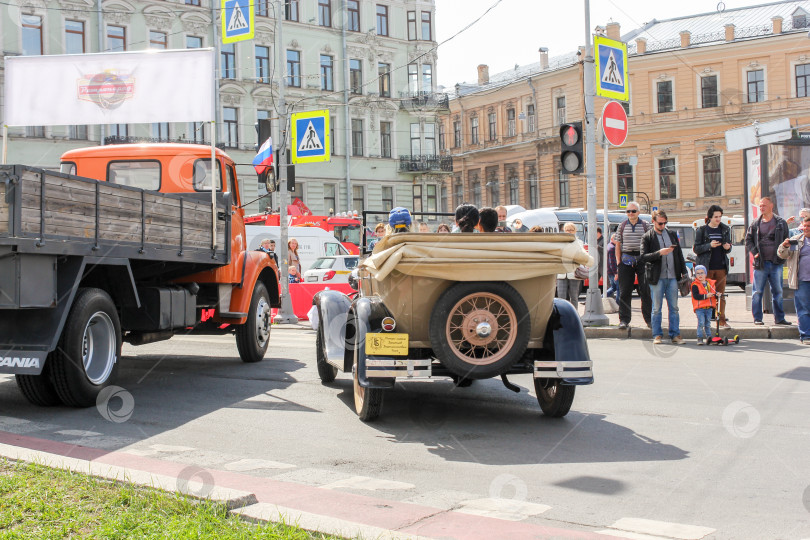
454 204 479 233
745 196 792 326
640 209 688 345
606 233 620 301
512 218 529 232
386 206 413 235
257 238 279 266
596 227 604 279
495 206 512 232
693 205 732 328
557 222 583 311
615 201 652 330
777 215 810 344
288 238 301 275
478 207 499 232
691 265 717 345
418 221 430 233
288 266 301 284
437 223 451 233
788 208 810 237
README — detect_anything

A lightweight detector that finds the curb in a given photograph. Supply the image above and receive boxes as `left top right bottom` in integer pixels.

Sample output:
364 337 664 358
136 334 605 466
585 326 797 340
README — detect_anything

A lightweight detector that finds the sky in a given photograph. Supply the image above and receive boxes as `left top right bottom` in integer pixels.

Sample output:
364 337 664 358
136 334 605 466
435 0 774 88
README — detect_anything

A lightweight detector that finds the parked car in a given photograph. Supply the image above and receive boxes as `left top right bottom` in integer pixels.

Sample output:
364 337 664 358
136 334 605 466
304 255 359 283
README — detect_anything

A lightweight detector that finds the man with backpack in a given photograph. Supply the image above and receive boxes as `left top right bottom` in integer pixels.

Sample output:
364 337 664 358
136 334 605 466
615 201 652 330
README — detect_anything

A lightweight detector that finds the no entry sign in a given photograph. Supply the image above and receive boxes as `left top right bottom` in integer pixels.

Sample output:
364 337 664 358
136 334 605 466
601 100 628 147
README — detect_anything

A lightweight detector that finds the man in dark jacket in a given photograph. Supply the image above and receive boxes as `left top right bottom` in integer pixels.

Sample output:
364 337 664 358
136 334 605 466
640 210 688 345
744 196 792 326
693 205 732 327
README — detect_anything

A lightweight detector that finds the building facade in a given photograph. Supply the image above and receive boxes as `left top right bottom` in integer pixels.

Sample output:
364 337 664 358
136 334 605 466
0 0 450 216
440 1 810 223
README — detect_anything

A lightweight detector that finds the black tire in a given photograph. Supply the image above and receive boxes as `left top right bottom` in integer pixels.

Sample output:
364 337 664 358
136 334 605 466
15 358 61 406
450 375 474 387
534 379 576 418
352 314 383 421
49 288 121 408
429 281 530 380
316 324 338 383
236 282 271 363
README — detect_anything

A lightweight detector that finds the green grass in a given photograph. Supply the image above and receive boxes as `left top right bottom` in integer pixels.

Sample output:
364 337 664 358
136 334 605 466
0 459 335 539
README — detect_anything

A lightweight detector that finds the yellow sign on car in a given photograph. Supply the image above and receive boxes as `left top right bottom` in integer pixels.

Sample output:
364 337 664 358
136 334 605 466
365 333 408 356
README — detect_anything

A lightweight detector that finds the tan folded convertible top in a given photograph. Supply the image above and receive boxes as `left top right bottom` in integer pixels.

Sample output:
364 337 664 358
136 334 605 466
362 232 594 281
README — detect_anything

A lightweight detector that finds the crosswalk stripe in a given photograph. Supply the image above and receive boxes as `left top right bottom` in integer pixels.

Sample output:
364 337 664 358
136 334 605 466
607 518 716 539
454 498 551 521
223 458 296 472
321 475 415 491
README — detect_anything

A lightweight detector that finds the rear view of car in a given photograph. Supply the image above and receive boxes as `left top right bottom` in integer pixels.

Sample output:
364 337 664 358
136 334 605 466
304 256 358 283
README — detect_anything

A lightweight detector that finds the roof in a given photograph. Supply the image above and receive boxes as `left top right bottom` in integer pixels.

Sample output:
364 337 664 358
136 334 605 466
61 143 233 161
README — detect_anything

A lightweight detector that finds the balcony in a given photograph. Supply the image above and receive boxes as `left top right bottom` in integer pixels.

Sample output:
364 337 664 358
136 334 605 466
398 91 450 112
399 154 453 174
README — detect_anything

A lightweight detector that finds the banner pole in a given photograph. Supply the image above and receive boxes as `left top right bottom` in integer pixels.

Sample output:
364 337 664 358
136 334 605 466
1 125 7 165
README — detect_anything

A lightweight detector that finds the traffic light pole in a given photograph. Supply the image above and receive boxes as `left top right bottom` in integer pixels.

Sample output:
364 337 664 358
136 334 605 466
582 0 609 326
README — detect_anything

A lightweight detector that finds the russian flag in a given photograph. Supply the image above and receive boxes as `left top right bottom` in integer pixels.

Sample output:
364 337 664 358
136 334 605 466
253 136 273 175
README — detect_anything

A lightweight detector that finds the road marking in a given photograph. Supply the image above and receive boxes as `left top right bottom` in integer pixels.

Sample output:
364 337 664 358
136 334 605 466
62 436 138 449
224 458 296 472
596 530 673 540
55 430 102 437
454 498 551 521
271 467 353 486
321 475 415 492
0 417 59 434
401 489 482 510
150 444 196 453
607 518 716 539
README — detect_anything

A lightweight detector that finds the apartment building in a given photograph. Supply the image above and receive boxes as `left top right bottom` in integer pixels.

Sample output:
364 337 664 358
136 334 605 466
0 0 450 215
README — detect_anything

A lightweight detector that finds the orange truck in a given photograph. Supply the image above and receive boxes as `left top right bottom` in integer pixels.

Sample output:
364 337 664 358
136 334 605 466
0 143 280 407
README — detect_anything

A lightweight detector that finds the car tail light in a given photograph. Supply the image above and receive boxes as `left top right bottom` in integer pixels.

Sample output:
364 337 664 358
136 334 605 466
730 257 735 267
323 270 336 281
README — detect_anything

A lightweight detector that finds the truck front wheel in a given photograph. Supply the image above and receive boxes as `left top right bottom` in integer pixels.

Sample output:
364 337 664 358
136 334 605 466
236 281 271 363
50 288 121 408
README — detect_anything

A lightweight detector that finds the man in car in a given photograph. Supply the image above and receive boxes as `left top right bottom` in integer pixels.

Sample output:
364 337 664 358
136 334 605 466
495 206 512 233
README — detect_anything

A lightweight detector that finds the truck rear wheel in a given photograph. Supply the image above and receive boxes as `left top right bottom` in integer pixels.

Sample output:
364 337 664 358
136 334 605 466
50 288 121 408
534 379 575 418
16 360 61 406
236 281 271 363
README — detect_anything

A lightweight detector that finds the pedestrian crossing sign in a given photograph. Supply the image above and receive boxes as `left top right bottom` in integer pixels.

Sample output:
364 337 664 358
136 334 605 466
594 35 629 102
291 110 330 164
222 0 254 44
619 194 628 209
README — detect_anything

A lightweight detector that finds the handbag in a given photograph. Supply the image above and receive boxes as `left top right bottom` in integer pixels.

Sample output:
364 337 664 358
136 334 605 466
678 274 691 297
574 265 590 280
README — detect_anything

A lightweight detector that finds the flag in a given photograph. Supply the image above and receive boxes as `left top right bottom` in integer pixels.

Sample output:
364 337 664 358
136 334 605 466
3 49 215 127
253 137 273 175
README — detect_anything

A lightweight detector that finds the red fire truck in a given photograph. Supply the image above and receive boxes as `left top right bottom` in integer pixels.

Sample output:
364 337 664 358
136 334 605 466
245 209 363 255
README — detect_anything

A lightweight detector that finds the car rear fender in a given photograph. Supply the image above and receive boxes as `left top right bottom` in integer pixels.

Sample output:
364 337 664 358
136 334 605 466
313 289 352 370
541 298 593 385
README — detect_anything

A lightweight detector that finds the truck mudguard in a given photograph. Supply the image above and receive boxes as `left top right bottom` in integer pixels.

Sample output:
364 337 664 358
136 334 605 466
221 251 280 323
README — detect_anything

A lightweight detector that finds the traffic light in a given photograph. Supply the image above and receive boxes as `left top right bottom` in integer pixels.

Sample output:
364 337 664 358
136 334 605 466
559 121 584 175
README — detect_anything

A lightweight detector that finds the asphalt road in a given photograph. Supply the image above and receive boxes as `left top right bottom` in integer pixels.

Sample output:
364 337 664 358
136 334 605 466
1 329 809 539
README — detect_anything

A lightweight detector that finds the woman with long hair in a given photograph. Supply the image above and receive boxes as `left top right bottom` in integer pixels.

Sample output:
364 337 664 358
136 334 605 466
288 238 301 275
454 204 479 233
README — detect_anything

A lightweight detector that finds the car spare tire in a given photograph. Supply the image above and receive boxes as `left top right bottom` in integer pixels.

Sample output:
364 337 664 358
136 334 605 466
429 281 530 380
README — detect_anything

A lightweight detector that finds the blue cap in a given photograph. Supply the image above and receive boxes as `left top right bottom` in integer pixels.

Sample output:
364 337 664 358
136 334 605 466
695 265 707 275
389 207 411 229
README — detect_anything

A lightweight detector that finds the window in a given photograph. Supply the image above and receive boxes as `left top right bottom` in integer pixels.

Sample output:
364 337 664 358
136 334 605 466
509 173 519 205
703 155 722 197
441 186 448 214
223 107 238 148
350 59 362 94
193 159 223 191
472 177 482 207
22 15 42 55
187 122 206 143
186 36 203 48
556 96 566 125
352 185 365 214
380 121 392 158
559 171 570 207
507 109 516 137
351 119 363 156
378 63 390 97
319 0 331 27
794 13 808 28
797 64 810 98
151 122 169 139
617 162 633 200
69 125 87 139
407 11 417 40
221 43 235 79
285 0 299 21
658 158 677 200
410 123 421 155
413 185 423 213
657 80 673 112
149 31 167 49
438 123 445 152
527 165 538 208
109 124 128 138
347 0 360 31
376 5 389 36
701 75 718 108
65 20 85 54
421 11 432 41
424 124 436 155
320 54 334 91
382 186 393 210
488 172 499 206
453 177 463 208
185 0 201 5
287 50 301 87
453 121 461 148
471 117 479 144
422 64 432 92
488 112 496 141
107 25 125 52
426 185 437 214
324 184 337 214
256 46 271 83
255 0 268 17
527 104 535 133
109 161 161 191
747 68 765 102
407 64 418 93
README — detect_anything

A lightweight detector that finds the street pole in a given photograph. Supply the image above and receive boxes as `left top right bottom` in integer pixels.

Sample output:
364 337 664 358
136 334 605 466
582 0 609 326
274 0 298 324
602 124 609 299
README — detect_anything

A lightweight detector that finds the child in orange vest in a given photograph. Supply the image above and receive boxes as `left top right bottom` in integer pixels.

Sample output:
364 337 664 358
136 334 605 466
692 265 718 345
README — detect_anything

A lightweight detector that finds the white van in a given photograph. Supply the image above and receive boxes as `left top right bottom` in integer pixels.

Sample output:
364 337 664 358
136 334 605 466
245 225 350 272
507 208 559 233
691 216 746 287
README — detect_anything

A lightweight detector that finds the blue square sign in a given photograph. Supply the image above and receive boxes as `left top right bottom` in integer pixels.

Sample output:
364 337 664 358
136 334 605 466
291 110 330 164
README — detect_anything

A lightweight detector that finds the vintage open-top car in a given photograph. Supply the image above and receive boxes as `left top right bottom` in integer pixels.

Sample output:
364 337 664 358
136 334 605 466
313 232 594 421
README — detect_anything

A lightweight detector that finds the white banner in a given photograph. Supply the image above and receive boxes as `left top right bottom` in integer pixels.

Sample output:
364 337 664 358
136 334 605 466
4 49 215 127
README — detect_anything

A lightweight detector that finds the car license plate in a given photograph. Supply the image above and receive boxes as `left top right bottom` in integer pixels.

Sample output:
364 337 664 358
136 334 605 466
365 333 408 356
307 275 318 282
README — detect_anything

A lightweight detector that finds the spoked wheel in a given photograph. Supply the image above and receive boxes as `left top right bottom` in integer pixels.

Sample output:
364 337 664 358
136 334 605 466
534 378 576 418
316 324 338 383
352 315 383 421
236 282 271 363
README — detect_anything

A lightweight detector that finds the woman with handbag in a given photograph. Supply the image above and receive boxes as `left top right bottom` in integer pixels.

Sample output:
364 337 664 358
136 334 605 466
557 222 586 311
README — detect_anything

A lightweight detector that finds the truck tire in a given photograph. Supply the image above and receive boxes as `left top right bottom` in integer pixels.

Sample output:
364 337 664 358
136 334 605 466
236 281 271 363
316 325 338 383
49 288 121 408
352 314 383 421
16 359 61 406
534 379 575 418
429 282 530 380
